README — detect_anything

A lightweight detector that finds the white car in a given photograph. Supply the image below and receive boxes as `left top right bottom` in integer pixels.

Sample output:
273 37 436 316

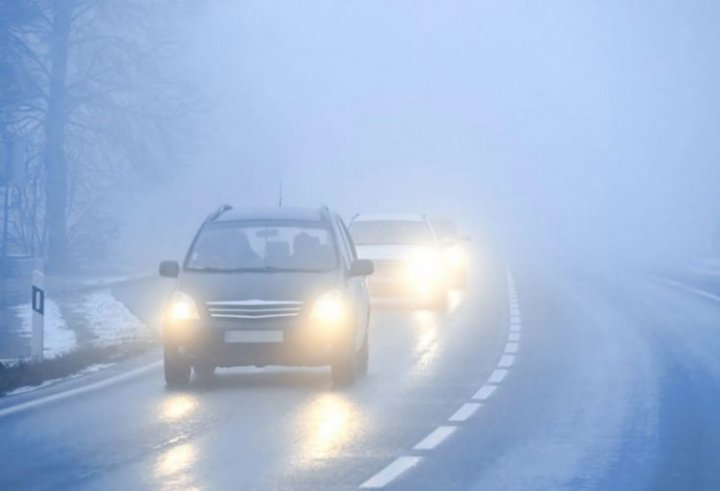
348 214 449 309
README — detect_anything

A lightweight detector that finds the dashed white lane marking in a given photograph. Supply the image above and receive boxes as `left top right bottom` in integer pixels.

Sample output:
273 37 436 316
505 342 519 354
449 403 482 422
359 271 523 488
0 360 162 419
360 457 423 488
487 368 508 384
497 354 515 368
413 426 458 450
472 384 498 401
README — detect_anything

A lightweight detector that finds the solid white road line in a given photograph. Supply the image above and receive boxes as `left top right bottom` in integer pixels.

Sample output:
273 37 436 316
497 354 515 368
413 426 458 450
505 342 519 354
648 275 720 304
449 402 482 422
472 384 497 401
0 360 162 419
510 323 522 332
360 456 423 489
510 315 522 324
508 332 521 342
487 368 508 384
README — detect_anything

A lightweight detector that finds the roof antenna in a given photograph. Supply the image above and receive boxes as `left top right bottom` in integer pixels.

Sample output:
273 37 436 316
278 181 283 208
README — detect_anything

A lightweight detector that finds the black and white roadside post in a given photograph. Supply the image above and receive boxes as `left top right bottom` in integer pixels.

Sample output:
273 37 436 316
31 269 45 362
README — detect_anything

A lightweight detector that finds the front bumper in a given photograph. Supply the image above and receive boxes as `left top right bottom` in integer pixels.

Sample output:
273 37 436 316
164 317 352 367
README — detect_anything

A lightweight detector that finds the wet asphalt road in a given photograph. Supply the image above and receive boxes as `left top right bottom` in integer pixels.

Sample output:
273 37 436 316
1 257 720 491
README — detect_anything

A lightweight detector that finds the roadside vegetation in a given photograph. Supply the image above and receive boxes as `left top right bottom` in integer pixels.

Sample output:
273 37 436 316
0 339 156 396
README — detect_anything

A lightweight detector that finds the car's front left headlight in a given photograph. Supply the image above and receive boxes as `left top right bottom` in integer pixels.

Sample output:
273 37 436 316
404 250 442 284
310 289 348 327
167 290 200 321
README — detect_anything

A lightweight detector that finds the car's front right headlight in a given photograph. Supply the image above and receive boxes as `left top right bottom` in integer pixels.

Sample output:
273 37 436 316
167 290 200 321
310 289 348 328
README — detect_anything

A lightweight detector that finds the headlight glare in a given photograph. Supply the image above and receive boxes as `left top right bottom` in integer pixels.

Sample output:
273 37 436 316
311 289 347 326
404 250 441 283
167 291 200 321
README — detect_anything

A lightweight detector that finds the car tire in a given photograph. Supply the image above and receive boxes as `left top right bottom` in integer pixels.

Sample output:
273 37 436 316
164 347 191 387
331 345 357 387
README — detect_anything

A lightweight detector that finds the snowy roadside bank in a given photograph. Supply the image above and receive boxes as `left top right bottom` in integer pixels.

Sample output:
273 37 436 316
0 284 161 396
0 341 157 396
6 288 154 362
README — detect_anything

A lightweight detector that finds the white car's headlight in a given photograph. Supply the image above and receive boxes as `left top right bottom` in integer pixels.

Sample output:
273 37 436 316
167 291 200 321
310 289 348 326
404 250 442 283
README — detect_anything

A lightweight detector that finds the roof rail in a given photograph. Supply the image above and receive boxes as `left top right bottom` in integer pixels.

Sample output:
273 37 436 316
204 204 233 223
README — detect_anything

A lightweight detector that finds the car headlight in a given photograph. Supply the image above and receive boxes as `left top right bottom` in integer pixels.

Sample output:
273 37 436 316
404 250 442 283
167 291 200 321
310 289 348 326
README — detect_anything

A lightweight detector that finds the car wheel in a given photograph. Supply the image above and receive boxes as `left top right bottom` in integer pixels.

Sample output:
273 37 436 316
193 364 216 379
164 347 190 387
331 345 357 387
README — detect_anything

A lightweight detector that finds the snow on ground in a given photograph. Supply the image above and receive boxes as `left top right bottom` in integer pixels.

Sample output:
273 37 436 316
71 289 149 345
11 288 149 360
12 299 76 359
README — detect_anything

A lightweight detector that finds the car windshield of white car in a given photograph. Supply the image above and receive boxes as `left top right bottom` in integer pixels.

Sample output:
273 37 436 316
185 221 338 272
350 220 435 246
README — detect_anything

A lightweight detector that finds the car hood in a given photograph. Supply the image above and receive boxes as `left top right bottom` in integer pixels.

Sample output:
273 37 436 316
175 270 339 305
355 245 435 261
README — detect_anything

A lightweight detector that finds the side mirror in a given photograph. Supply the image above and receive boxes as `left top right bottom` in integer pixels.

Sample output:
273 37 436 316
349 259 374 277
159 260 180 278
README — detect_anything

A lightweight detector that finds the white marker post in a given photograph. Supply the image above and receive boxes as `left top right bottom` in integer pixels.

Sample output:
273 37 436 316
31 270 45 362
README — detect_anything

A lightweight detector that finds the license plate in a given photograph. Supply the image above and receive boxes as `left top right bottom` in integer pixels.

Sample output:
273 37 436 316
224 330 283 343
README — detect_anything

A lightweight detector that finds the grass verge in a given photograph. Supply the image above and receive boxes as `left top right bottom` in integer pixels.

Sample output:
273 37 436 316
0 340 157 396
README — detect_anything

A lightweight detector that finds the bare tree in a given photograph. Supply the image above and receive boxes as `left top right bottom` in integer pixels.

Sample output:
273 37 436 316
3 0 199 272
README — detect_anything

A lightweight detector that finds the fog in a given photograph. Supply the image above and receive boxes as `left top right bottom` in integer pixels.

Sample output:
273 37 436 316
116 0 720 271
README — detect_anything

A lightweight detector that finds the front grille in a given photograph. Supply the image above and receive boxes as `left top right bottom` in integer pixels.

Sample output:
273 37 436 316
206 300 304 320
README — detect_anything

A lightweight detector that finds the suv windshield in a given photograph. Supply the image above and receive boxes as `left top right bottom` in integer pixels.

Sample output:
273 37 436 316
350 220 435 246
185 221 337 272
